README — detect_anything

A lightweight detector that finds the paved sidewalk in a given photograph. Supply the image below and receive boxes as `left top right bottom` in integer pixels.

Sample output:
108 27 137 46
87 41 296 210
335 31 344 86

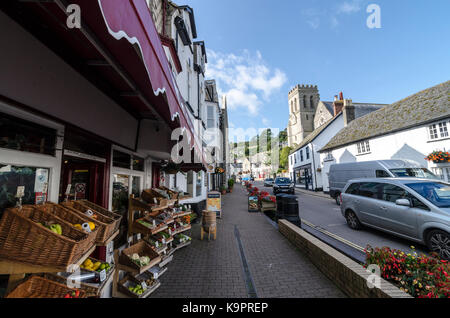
152 186 345 298
295 187 331 199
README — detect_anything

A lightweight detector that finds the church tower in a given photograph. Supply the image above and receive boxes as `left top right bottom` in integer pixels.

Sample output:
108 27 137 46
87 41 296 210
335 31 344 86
287 85 320 147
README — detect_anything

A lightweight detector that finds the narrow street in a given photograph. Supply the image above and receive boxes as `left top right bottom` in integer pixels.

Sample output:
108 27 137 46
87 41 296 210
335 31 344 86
152 184 345 298
256 182 428 257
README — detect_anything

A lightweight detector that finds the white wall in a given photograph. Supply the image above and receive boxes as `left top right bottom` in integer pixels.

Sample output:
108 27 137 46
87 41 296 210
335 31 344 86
320 117 450 191
290 115 344 190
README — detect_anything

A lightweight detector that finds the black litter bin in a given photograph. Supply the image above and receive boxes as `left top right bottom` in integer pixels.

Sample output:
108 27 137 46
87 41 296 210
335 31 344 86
282 195 301 227
275 194 287 221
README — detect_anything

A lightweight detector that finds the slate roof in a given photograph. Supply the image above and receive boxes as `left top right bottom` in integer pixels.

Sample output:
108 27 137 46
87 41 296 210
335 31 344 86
290 114 342 155
320 80 450 152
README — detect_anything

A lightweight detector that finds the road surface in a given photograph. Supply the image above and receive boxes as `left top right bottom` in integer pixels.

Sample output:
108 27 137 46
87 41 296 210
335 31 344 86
255 181 427 256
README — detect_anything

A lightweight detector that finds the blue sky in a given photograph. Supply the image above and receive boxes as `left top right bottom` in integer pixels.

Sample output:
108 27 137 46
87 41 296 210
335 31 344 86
182 0 450 138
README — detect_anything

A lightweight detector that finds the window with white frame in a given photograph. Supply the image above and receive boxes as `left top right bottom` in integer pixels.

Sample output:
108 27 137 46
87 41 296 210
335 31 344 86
429 121 449 140
300 150 304 162
306 147 310 160
357 141 371 155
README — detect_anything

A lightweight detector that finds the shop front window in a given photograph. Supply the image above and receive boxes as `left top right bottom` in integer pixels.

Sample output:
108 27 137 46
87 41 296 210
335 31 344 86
187 171 194 196
132 156 145 172
0 165 49 214
112 174 129 214
113 150 131 169
0 112 56 156
132 176 141 198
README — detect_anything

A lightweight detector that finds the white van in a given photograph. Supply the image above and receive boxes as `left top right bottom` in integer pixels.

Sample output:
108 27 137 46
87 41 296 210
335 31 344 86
329 159 438 205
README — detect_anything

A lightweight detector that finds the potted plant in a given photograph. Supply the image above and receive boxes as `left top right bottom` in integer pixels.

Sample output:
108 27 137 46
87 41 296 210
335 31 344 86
228 179 235 193
426 151 450 164
220 186 227 195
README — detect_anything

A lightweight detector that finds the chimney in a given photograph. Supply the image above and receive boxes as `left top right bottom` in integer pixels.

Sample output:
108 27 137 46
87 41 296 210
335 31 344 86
343 99 355 126
333 91 346 116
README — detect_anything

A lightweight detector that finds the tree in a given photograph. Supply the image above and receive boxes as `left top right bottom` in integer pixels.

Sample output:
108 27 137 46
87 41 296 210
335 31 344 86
279 146 292 170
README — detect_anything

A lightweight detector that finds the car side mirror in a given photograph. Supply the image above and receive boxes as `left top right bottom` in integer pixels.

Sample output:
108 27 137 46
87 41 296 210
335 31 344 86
396 199 411 207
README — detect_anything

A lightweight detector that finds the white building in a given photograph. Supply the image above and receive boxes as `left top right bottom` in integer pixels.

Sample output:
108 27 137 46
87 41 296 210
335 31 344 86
146 1 217 208
319 81 450 192
289 98 386 191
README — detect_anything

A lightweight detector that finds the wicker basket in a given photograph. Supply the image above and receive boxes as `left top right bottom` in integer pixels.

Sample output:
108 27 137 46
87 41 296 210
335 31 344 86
119 240 161 273
6 275 86 298
0 206 91 267
61 201 117 244
36 203 98 251
158 186 180 200
77 200 122 233
118 274 159 298
141 189 165 205
41 273 99 298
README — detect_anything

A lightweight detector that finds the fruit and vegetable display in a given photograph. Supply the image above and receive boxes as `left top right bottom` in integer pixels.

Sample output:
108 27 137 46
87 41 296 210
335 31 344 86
153 231 171 243
137 219 155 229
81 258 112 273
128 283 146 296
130 253 151 267
72 222 95 232
36 221 62 235
174 234 191 244
64 290 82 298
155 212 173 223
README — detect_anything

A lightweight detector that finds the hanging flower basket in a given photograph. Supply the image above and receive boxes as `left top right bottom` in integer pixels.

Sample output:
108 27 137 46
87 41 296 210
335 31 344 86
215 167 225 174
426 151 450 164
161 161 184 175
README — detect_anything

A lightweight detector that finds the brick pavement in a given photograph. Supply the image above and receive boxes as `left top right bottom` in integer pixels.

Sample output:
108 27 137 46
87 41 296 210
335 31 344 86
152 185 345 298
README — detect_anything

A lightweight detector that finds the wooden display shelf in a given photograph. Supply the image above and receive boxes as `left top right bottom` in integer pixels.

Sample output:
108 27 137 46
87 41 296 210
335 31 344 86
0 244 97 275
170 224 192 236
0 244 97 294
158 254 173 268
113 280 161 298
97 230 120 247
173 241 192 251
131 223 168 236
173 211 192 218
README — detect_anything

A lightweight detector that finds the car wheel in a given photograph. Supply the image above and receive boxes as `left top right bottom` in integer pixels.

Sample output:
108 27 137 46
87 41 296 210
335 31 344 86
335 196 341 206
426 230 450 261
345 210 362 230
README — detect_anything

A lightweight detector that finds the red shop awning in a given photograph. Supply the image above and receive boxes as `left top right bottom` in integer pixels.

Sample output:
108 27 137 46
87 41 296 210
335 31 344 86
94 0 204 164
14 0 205 166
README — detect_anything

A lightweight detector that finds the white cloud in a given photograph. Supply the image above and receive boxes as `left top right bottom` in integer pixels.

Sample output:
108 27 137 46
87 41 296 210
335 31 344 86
337 0 363 14
205 50 287 116
262 117 270 126
302 0 363 30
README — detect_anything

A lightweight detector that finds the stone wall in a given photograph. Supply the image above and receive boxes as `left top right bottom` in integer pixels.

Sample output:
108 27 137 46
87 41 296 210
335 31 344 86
278 220 412 298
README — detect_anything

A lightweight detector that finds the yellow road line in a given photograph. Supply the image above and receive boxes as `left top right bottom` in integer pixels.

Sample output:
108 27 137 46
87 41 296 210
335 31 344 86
301 219 366 252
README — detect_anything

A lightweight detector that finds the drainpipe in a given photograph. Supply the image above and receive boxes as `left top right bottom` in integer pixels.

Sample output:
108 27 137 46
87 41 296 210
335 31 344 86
311 143 318 191
162 0 166 36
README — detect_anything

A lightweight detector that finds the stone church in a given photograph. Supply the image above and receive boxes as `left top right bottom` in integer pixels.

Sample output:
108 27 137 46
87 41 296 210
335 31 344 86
287 85 386 147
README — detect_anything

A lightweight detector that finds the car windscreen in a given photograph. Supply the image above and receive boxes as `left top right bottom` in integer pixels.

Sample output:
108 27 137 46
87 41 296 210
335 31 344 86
275 178 291 184
406 182 450 208
266 179 274 181
390 168 438 179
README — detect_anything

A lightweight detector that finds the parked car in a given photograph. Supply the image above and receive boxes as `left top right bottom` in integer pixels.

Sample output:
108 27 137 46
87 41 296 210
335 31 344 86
340 178 450 260
273 177 295 195
264 178 274 187
329 160 438 205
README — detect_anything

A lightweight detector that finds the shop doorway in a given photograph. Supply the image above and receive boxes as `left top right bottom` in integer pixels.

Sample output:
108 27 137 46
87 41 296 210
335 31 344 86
60 156 106 206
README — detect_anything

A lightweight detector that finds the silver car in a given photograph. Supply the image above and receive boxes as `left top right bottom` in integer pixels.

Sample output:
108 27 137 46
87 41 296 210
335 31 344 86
340 178 450 260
